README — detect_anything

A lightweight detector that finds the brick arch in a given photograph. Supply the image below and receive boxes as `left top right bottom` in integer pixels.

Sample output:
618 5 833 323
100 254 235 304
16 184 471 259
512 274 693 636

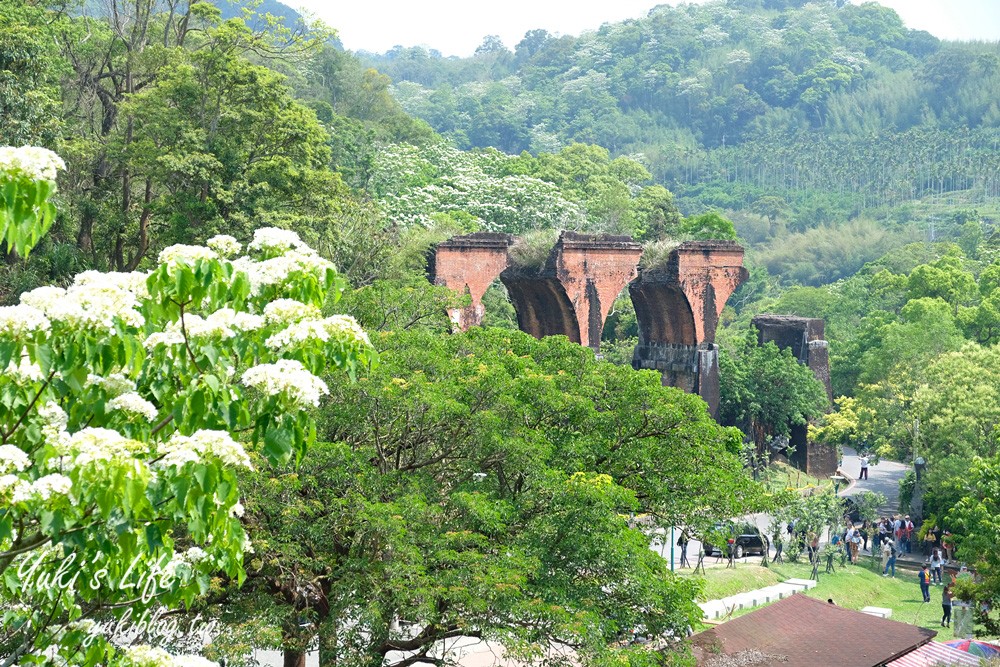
501 275 581 344
630 284 697 347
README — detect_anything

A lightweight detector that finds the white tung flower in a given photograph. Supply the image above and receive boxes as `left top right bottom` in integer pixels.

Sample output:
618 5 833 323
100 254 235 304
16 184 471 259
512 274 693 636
241 359 329 408
262 298 322 325
206 234 242 257
31 473 72 500
85 372 136 397
0 304 51 337
247 227 305 254
74 270 150 299
232 250 335 295
37 401 68 444
0 473 30 501
159 430 252 469
66 427 146 468
125 645 177 667
204 308 264 333
21 282 144 332
143 329 186 349
265 314 370 350
107 392 158 421
158 244 218 267
0 445 30 474
5 356 44 384
0 146 66 182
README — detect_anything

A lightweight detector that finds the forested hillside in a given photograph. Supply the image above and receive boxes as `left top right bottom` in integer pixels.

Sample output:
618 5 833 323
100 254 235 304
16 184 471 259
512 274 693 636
364 0 1000 283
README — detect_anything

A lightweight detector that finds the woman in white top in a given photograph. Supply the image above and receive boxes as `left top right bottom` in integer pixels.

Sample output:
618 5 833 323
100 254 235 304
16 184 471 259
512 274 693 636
930 547 944 584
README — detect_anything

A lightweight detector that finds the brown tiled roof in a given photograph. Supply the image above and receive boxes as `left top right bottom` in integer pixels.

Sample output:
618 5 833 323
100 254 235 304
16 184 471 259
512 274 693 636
690 594 936 667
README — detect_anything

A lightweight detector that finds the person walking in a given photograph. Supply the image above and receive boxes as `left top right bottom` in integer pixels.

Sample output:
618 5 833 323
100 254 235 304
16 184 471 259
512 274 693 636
919 565 932 602
904 516 915 554
931 547 944 584
851 530 862 562
882 539 895 577
942 531 954 562
860 454 869 480
942 584 953 627
844 523 855 563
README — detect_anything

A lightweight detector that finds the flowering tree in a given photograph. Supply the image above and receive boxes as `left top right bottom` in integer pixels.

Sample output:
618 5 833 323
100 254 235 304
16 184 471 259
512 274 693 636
0 148 375 666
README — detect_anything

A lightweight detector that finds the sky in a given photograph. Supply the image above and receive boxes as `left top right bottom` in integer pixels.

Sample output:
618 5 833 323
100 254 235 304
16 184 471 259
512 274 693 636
290 0 1000 57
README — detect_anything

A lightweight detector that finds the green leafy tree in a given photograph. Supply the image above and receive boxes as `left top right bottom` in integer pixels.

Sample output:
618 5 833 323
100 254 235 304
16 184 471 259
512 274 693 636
678 211 738 241
0 156 374 666
720 329 829 458
212 327 768 666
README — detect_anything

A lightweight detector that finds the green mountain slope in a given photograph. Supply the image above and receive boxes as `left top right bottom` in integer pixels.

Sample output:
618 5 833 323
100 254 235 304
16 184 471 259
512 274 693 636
360 0 1000 240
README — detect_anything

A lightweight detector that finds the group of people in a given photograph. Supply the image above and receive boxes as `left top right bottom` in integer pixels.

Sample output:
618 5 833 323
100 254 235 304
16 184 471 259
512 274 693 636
874 515 916 555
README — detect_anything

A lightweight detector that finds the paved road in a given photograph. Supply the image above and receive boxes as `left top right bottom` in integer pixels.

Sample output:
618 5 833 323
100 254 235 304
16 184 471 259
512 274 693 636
841 446 910 516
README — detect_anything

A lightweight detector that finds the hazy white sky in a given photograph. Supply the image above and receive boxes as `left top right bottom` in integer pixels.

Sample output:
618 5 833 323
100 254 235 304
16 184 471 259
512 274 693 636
291 0 1000 57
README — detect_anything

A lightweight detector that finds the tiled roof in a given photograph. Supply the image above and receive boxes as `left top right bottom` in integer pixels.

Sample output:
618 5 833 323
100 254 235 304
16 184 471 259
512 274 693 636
886 641 980 667
691 594 937 667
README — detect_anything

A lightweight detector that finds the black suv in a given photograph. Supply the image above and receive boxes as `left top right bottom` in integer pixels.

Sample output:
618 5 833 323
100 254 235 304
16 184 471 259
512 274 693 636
703 522 768 559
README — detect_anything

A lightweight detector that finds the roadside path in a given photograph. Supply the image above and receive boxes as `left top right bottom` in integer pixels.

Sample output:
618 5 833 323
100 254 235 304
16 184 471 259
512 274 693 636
841 446 909 516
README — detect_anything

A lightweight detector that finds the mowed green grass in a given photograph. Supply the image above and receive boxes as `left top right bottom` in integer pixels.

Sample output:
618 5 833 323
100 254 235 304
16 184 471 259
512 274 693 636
683 558 955 635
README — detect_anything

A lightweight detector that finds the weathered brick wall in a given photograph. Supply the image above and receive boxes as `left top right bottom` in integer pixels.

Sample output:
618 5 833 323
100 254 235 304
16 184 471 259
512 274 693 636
427 233 513 330
431 233 749 419
501 231 642 351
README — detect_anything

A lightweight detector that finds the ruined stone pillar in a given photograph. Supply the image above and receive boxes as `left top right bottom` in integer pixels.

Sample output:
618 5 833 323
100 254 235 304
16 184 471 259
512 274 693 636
630 241 749 417
751 314 835 476
500 231 643 351
427 233 513 330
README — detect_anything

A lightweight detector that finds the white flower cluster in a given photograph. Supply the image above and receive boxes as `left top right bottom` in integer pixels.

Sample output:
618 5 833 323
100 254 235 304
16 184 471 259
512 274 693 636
37 401 69 449
266 314 371 350
0 444 30 474
157 244 219 267
5 356 44 384
6 472 72 503
108 392 158 421
0 304 50 337
20 282 144 333
125 645 220 667
233 249 335 295
143 308 263 350
206 234 242 257
241 359 329 408
247 227 306 254
74 269 150 299
159 430 252 469
65 427 147 469
85 372 136 396
0 146 66 182
262 298 322 324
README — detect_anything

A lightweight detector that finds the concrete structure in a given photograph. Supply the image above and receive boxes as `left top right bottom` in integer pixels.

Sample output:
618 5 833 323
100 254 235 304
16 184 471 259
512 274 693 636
500 231 643 351
428 233 749 415
631 241 748 416
752 314 837 476
427 233 513 330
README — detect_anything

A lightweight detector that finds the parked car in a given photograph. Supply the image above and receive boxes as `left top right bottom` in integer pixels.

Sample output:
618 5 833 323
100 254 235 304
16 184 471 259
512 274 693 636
703 522 768 559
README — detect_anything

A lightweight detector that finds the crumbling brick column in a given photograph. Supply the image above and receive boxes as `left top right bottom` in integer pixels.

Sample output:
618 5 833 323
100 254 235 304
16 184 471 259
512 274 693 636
427 233 513 330
631 241 749 417
751 314 835 476
500 231 643 351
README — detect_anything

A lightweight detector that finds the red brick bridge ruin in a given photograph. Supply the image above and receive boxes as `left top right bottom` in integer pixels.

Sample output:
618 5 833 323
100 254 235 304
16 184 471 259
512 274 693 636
427 231 748 417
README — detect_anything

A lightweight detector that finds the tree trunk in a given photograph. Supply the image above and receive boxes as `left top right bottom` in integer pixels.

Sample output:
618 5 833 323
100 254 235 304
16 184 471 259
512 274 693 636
283 649 306 667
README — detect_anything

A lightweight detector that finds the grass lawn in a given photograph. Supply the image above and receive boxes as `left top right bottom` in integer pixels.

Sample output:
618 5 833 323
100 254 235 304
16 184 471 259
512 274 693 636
759 461 832 494
684 557 956 636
